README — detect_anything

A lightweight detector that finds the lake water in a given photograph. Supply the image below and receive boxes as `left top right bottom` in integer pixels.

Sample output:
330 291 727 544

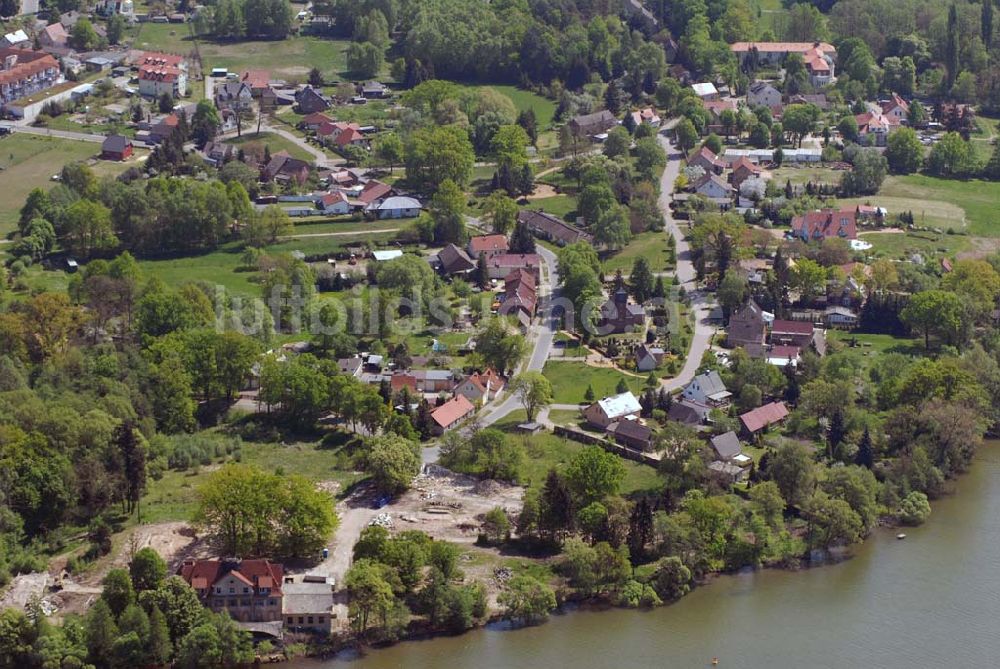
294 442 1000 669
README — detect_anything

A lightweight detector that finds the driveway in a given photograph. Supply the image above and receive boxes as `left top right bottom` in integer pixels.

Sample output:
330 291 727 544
657 134 719 391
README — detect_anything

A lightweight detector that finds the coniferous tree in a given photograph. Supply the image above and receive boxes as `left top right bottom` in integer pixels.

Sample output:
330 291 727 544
628 497 654 560
946 4 959 90
539 469 574 541
509 221 536 254
584 384 596 402
855 427 874 469
615 378 629 394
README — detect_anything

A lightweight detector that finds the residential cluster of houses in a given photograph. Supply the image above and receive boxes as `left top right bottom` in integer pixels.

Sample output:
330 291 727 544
581 379 787 482
727 298 827 366
433 232 544 329
337 351 506 435
567 104 661 141
178 558 336 635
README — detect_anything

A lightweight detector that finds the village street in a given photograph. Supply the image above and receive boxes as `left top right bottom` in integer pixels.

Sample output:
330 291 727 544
657 134 719 391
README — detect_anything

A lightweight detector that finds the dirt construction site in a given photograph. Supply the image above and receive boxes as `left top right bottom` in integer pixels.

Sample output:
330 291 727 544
0 467 525 624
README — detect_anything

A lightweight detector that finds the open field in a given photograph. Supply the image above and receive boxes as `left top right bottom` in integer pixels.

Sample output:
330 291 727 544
602 230 672 275
134 232 398 297
860 230 971 259
140 434 369 524
541 360 645 404
526 194 578 220
840 195 966 231
771 165 846 187
131 25 361 82
0 134 142 236
876 175 1000 238
225 131 316 162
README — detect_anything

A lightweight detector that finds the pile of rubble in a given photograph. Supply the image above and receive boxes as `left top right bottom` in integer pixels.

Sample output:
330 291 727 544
493 566 513 585
369 513 393 529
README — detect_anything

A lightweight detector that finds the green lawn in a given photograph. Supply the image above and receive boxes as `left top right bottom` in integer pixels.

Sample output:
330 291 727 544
492 412 662 495
225 131 316 162
527 195 578 221
136 232 399 299
459 83 559 151
861 230 971 259
825 330 926 372
541 361 645 404
602 230 672 275
0 134 141 236
141 434 368 524
130 26 361 82
770 165 845 187
876 174 1000 238
840 195 966 231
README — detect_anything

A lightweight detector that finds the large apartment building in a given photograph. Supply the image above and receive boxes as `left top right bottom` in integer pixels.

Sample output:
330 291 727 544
0 48 60 107
137 51 187 98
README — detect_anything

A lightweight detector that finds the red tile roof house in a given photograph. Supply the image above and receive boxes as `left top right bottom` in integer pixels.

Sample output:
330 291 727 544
730 156 763 187
454 369 506 404
333 126 369 150
739 401 789 437
770 319 814 348
727 299 767 350
0 48 61 109
486 253 542 281
730 42 837 86
241 69 270 97
179 558 284 623
467 234 509 259
880 93 909 126
854 111 890 146
430 394 476 435
790 209 857 242
137 52 187 98
688 146 726 175
357 180 392 207
498 268 538 326
299 112 334 131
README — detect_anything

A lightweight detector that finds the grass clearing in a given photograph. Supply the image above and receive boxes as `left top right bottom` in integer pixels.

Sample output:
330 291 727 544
142 434 368 524
771 165 846 187
541 361 645 405
0 134 140 236
877 175 1000 238
225 131 315 162
840 195 966 231
526 194 578 221
602 230 672 275
492 412 662 495
861 230 971 259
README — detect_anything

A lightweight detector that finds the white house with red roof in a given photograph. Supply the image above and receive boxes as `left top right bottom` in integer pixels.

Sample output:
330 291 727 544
455 369 506 404
317 191 350 215
855 110 891 145
879 94 909 126
137 51 187 98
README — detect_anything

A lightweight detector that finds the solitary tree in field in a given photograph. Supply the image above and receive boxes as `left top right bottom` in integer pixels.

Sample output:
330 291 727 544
510 371 553 422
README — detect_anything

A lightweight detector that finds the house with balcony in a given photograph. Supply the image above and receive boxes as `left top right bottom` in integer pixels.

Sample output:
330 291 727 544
0 48 61 109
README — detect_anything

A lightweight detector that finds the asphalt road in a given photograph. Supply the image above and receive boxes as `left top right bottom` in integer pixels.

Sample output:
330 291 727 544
656 134 718 391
